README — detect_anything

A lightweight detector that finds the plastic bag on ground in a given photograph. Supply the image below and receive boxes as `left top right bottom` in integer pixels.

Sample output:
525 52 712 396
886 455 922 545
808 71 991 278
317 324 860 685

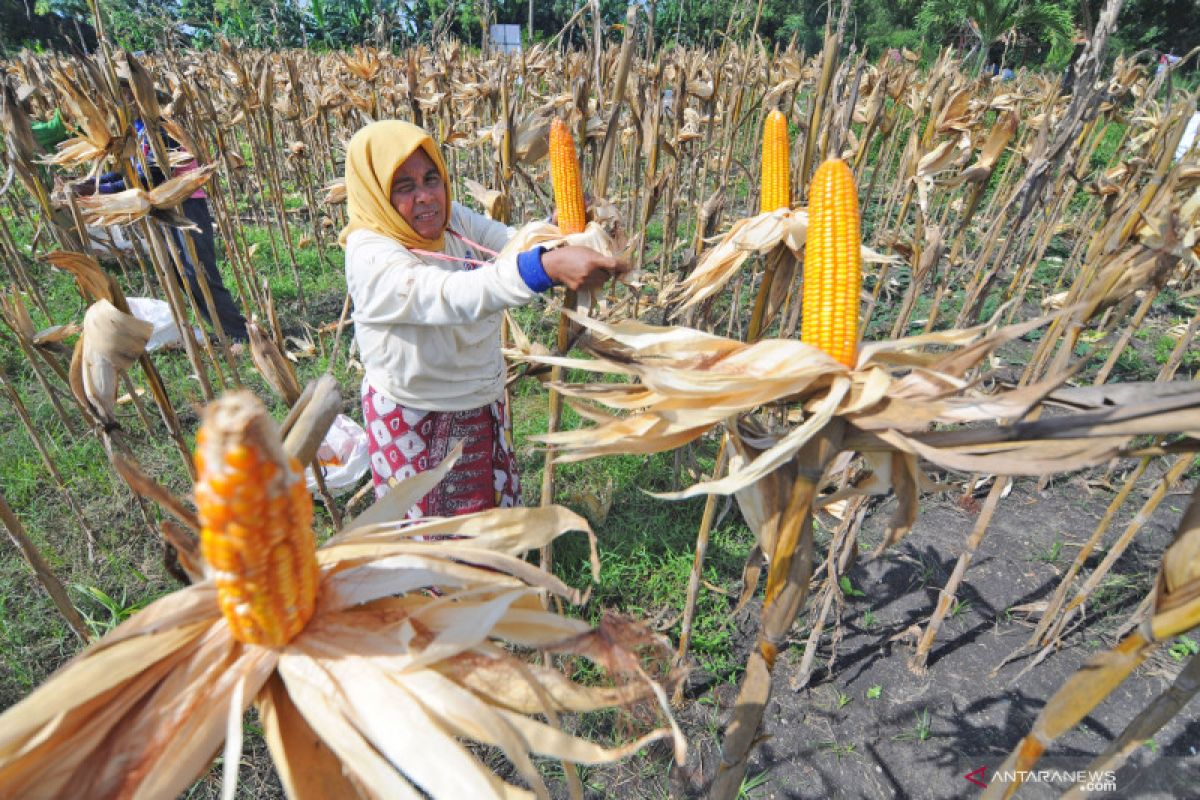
305 414 371 496
126 297 184 351
126 297 208 351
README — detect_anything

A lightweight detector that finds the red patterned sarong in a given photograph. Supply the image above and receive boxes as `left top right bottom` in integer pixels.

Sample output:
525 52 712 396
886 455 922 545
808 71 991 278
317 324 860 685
361 379 521 518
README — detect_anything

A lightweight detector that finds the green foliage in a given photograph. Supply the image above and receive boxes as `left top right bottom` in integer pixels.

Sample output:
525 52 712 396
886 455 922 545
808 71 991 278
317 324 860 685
858 0 925 56
7 0 1199 63
653 0 817 49
72 583 156 638
0 0 95 52
1034 538 1063 565
839 574 866 598
892 708 932 743
1168 635 1199 662
917 0 1075 71
737 770 770 798
1111 0 1200 57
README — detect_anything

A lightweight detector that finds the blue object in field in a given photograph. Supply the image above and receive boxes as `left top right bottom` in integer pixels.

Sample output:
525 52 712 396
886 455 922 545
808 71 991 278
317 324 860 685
1001 68 1015 81
96 119 165 193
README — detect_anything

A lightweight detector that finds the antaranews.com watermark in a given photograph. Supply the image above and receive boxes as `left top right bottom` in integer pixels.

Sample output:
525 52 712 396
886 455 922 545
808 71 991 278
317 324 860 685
958 756 1198 795
963 767 1116 793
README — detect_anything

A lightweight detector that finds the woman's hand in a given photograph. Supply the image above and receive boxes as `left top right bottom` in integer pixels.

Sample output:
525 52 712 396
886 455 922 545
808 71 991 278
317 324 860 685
541 246 629 292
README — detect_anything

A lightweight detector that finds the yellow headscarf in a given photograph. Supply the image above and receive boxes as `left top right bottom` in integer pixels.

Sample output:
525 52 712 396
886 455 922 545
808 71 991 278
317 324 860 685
338 120 453 251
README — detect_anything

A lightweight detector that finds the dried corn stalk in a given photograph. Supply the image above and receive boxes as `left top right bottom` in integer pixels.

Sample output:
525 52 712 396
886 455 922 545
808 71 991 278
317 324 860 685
0 388 683 800
984 480 1200 799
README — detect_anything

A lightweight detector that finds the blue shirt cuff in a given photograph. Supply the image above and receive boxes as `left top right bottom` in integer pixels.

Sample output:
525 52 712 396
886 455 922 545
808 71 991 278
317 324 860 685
517 246 555 293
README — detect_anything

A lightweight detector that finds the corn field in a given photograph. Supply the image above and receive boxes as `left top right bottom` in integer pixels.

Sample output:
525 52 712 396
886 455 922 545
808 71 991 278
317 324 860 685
1 0 1200 796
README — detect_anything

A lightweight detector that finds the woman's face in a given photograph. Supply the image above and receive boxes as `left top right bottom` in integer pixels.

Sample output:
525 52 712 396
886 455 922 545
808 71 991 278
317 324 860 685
390 148 446 240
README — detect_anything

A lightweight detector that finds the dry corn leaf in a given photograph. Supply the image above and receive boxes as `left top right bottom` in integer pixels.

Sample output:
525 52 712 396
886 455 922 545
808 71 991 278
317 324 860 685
0 290 35 340
0 81 39 165
280 334 316 363
147 162 217 208
248 322 301 405
0 390 683 799
957 109 1018 184
462 178 509 221
935 86 973 133
43 250 119 304
32 323 81 346
916 136 967 178
517 306 1199 538
673 208 893 312
116 51 162 125
77 187 153 226
75 299 152 425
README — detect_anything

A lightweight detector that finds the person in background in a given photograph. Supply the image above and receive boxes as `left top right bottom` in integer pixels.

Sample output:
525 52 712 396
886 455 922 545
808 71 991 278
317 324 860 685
1156 53 1182 76
342 119 626 517
74 105 249 346
28 108 69 153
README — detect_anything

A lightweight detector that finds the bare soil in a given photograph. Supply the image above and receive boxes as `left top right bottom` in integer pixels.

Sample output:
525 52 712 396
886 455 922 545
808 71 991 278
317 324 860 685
605 465 1200 799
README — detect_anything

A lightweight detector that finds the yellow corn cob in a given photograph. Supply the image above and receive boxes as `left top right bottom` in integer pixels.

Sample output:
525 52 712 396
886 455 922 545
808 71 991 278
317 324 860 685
549 118 587 235
760 109 790 213
801 158 862 368
194 391 318 647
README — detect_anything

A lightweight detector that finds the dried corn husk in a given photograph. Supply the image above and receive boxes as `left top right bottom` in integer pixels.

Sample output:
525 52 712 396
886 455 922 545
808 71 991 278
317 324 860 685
0 384 683 800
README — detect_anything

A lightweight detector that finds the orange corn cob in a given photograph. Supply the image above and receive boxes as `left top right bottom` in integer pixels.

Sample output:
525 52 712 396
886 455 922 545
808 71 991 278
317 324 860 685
194 391 318 647
549 118 587 235
801 158 862 368
760 109 790 213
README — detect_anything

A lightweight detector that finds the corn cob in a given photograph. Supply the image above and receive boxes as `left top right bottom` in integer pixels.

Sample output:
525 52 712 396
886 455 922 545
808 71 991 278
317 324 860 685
801 158 862 368
760 109 790 213
194 391 318 647
549 118 587 235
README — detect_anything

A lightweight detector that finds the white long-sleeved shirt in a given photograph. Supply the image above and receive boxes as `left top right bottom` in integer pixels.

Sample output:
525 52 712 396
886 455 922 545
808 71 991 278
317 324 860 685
345 202 536 411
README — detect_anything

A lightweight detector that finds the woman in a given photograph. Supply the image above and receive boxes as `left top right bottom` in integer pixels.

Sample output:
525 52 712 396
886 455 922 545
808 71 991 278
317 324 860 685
342 119 625 517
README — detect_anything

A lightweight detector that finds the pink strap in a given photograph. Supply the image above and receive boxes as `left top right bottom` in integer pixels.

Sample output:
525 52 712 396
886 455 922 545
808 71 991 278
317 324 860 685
409 248 491 267
448 229 500 257
409 228 501 268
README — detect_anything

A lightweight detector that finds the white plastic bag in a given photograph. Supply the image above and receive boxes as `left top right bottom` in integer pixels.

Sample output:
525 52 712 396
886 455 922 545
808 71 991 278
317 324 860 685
1176 111 1200 162
126 297 206 351
126 297 183 351
305 414 371 495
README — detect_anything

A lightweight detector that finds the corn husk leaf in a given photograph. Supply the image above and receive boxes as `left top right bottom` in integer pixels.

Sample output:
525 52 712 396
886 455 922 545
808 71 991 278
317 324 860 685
673 208 894 312
258 673 365 800
32 323 81 346
966 109 1018 179
248 322 302 405
0 389 682 799
0 290 35 340
147 163 217 208
77 188 153 226
463 178 509 221
70 299 152 426
322 178 347 205
44 250 122 304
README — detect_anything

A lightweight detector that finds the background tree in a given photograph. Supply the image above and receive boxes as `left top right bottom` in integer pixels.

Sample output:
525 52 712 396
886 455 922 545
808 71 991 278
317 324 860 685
1110 0 1200 58
1 0 95 52
917 0 1076 70
4 0 1196 72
